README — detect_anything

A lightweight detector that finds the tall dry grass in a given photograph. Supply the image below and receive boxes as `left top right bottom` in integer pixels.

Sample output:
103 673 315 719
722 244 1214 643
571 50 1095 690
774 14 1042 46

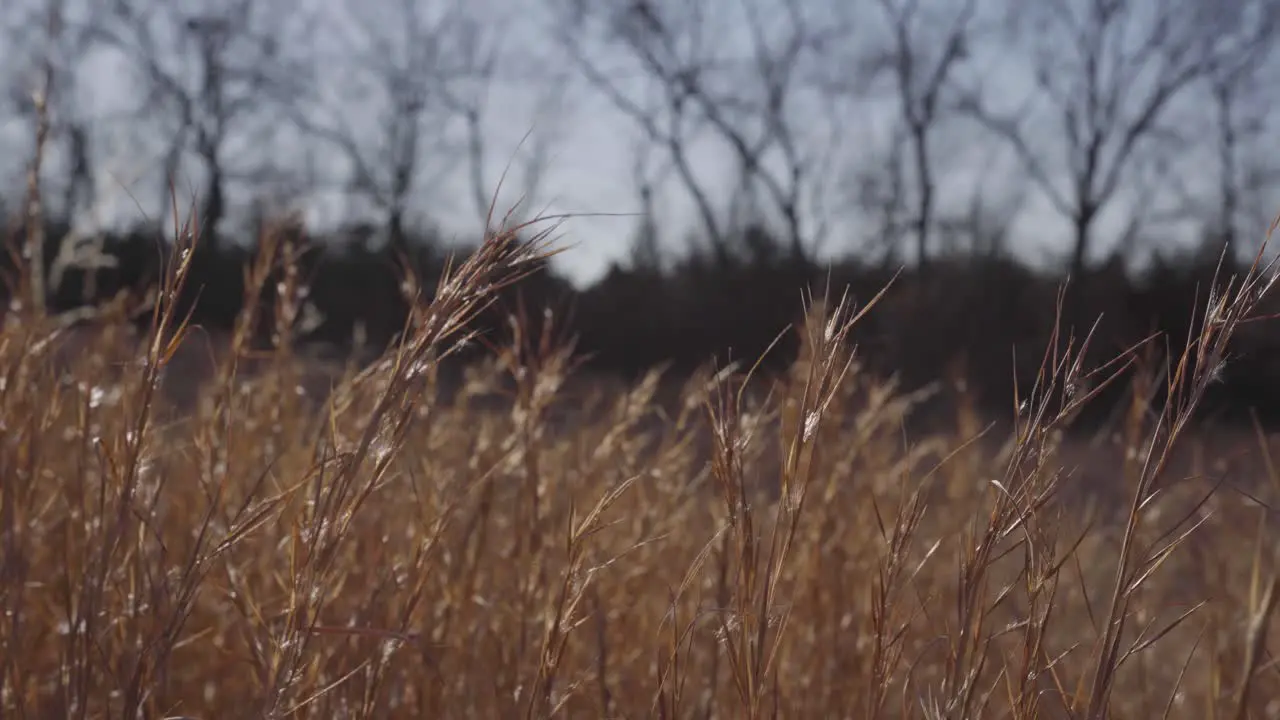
6 165 1280 715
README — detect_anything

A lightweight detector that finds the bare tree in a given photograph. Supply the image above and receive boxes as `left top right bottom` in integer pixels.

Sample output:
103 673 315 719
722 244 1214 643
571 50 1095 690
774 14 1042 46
938 178 1024 261
959 0 1278 283
4 0 99 224
95 0 309 251
846 127 911 268
446 26 571 230
289 0 534 253
1198 1 1280 259
826 0 979 271
552 0 834 266
625 132 664 272
2 0 98 314
16 0 60 316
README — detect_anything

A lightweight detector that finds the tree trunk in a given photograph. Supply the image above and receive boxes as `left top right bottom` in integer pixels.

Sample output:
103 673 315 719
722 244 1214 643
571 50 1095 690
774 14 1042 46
202 153 224 254
912 123 934 273
1066 206 1097 324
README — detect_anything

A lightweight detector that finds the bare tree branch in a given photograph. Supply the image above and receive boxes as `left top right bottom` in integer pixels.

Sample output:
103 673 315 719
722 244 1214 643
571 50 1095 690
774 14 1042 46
4 0 101 222
437 15 571 230
958 0 1278 281
1197 0 1280 258
552 0 832 266
554 2 727 263
95 0 313 248
20 0 62 317
288 0 520 250
821 0 978 270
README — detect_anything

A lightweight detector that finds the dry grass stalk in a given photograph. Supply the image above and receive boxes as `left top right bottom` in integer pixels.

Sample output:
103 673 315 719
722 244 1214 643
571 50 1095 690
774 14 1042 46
3 183 1280 717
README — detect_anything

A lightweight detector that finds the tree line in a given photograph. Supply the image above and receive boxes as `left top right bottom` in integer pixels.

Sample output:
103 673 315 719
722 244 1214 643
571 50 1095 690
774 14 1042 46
2 0 1280 422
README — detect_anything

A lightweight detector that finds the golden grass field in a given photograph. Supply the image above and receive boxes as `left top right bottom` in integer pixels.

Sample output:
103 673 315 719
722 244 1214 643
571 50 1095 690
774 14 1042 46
5 217 1280 719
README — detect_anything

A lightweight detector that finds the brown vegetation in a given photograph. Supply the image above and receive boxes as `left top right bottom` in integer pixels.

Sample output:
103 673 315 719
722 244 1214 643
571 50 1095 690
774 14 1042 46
4 204 1280 719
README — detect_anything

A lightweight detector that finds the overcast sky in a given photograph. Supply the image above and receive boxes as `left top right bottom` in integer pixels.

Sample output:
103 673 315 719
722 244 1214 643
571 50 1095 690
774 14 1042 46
1 0 1275 286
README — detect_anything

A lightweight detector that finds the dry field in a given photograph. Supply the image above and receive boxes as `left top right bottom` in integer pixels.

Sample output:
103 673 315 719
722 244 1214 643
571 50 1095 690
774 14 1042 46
5 219 1280 719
